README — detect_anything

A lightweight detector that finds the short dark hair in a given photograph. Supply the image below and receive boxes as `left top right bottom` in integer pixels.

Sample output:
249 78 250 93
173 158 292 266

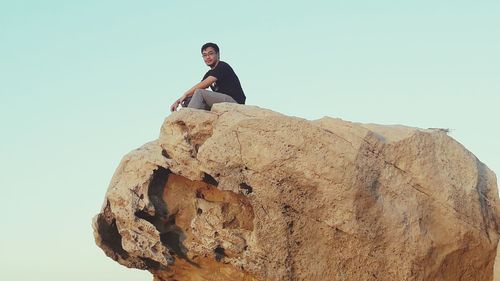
201 42 219 54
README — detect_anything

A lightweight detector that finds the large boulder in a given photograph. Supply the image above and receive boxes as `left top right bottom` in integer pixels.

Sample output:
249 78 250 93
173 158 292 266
93 103 500 281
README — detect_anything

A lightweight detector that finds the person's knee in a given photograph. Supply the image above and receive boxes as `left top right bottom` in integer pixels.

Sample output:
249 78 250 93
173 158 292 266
194 89 205 96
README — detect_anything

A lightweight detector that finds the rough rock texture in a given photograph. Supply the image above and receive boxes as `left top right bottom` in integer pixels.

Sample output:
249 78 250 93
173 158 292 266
93 103 500 281
495 247 500 281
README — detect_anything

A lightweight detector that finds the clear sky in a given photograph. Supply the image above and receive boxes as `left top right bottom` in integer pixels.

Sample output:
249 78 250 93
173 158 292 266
1 1 499 280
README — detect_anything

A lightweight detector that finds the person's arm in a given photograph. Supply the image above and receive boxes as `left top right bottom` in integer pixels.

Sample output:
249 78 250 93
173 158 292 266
170 76 217 111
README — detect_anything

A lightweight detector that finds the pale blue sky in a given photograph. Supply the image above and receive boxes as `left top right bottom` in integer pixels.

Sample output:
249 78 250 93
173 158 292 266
1 1 499 280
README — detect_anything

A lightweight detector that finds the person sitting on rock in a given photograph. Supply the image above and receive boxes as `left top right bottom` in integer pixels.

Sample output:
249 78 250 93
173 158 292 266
170 42 246 111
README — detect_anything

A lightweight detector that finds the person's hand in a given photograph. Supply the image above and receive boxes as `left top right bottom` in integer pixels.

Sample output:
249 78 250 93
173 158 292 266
170 99 181 112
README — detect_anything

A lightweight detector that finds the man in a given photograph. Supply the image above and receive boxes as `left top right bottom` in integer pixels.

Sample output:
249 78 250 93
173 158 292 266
170 43 246 112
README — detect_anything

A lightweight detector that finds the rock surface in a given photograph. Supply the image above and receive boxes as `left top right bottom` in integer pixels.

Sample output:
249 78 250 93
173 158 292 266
93 103 500 281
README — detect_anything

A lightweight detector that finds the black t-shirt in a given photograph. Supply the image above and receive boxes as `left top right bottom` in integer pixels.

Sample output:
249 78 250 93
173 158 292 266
202 61 246 104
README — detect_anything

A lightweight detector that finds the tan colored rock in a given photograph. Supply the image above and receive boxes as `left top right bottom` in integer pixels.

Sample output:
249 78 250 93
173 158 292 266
495 246 500 281
93 103 500 281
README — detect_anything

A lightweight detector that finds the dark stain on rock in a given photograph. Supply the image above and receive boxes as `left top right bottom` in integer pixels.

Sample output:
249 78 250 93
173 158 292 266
203 173 219 186
160 231 185 259
96 200 130 260
214 246 225 262
474 158 499 240
195 189 205 199
161 149 171 159
140 257 162 269
140 167 191 263
149 167 170 219
369 179 381 199
239 183 253 195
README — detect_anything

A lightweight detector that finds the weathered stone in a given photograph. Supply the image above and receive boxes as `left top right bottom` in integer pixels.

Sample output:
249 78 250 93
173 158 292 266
93 103 500 281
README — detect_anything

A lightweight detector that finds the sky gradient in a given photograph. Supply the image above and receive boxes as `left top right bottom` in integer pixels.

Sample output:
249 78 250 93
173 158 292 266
1 1 499 280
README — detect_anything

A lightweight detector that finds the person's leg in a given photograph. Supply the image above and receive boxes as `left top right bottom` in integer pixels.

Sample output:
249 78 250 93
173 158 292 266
201 91 237 108
187 89 210 110
187 89 237 110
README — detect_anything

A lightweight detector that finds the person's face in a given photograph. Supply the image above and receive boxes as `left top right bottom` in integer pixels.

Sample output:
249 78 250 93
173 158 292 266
202 47 219 67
